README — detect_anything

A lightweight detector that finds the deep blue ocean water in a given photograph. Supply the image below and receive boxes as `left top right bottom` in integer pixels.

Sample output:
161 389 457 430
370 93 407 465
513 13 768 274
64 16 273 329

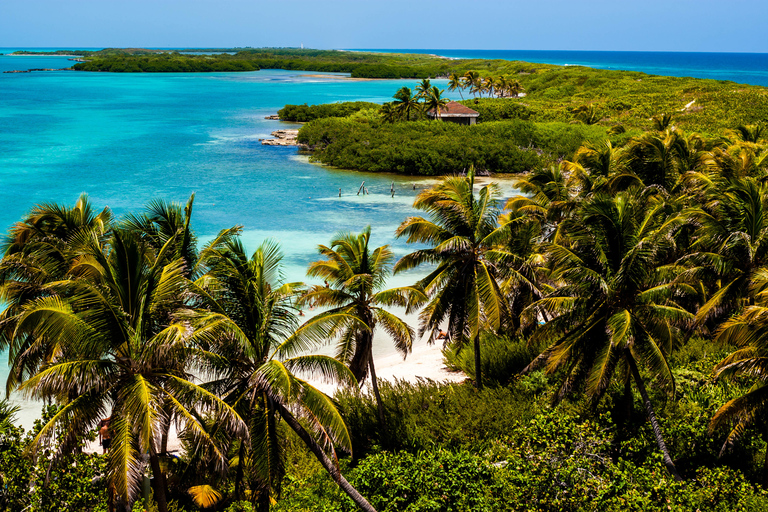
0 48 765 423
359 49 768 87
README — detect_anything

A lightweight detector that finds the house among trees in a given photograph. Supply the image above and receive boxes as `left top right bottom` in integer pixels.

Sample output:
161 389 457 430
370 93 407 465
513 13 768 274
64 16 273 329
427 101 479 125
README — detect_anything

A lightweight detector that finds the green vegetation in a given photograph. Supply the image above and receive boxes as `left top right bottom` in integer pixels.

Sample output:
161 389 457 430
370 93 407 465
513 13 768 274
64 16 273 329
73 53 259 72
278 102 381 122
289 64 764 175
298 117 622 175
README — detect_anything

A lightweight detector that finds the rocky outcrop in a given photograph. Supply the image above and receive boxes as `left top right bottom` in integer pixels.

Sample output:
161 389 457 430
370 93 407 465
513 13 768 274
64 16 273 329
264 114 280 120
260 129 302 146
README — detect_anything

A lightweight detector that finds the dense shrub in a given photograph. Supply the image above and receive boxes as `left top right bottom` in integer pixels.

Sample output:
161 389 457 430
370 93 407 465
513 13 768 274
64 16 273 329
443 332 543 385
459 98 538 121
278 101 380 122
298 118 547 175
0 405 107 512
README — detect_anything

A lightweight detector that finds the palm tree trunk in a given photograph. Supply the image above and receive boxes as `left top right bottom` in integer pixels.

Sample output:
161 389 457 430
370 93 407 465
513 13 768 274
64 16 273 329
626 353 682 481
234 441 246 500
368 351 388 442
160 400 173 454
474 332 483 390
149 450 169 512
275 402 377 512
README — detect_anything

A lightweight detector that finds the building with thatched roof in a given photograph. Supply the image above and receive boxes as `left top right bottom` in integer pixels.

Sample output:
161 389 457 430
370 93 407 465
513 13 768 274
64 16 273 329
427 101 479 125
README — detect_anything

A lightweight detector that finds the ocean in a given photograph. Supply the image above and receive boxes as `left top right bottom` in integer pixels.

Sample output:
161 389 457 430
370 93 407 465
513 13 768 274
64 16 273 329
0 48 765 424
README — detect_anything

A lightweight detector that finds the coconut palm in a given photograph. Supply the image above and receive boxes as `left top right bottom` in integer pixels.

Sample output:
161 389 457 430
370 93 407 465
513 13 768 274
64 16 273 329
561 140 634 195
447 72 464 100
297 227 420 434
624 130 687 190
482 76 496 98
710 296 768 486
682 177 768 328
509 79 523 98
122 194 198 275
10 228 244 512
0 195 113 394
523 189 691 480
505 165 574 229
392 86 420 121
380 102 400 123
495 76 509 98
463 70 481 98
415 78 432 101
707 143 768 180
190 233 376 512
394 168 507 389
494 206 548 334
424 86 449 121
733 123 766 145
122 194 199 454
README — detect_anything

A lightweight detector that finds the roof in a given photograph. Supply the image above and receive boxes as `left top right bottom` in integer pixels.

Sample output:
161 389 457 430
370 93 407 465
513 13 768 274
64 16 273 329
427 101 480 118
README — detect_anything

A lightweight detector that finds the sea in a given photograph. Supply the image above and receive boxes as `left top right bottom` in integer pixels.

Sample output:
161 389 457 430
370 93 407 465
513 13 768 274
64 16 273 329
1 48 766 425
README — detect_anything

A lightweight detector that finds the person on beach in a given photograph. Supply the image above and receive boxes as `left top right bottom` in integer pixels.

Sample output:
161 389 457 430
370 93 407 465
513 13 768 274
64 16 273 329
99 417 112 454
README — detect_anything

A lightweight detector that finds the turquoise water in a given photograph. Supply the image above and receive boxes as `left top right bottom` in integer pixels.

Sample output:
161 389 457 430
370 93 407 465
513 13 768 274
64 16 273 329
1 56 491 423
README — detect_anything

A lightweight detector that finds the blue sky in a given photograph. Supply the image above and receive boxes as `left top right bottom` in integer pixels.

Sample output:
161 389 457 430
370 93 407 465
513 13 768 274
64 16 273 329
2 0 767 53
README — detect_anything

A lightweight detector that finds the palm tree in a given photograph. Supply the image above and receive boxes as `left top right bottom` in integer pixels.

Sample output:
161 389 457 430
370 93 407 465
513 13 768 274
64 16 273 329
297 227 420 435
392 86 420 121
652 113 674 131
424 86 449 121
505 165 574 229
0 195 113 394
733 123 766 145
682 177 768 328
394 168 507 389
523 189 691 481
561 140 633 195
10 229 244 512
447 72 464 100
509 79 523 98
482 76 496 98
494 207 548 334
710 298 768 486
463 71 481 98
495 76 509 98
122 194 199 454
380 102 400 123
122 194 198 275
415 78 432 102
624 130 686 190
191 233 376 512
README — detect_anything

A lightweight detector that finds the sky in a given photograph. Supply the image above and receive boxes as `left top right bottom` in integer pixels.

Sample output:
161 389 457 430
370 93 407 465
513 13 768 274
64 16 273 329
1 0 767 53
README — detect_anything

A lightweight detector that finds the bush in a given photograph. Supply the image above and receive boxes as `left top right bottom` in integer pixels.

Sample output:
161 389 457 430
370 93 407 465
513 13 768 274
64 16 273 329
443 332 542 385
277 101 381 122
